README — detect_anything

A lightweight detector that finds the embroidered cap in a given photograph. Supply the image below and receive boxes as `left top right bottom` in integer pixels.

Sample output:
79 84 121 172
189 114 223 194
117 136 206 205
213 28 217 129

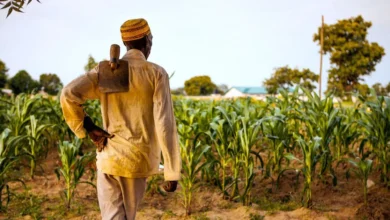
120 18 151 42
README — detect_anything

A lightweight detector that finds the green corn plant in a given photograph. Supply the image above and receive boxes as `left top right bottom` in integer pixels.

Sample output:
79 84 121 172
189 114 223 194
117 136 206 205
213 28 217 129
332 108 360 161
207 117 234 198
146 174 166 196
178 127 210 216
1 95 38 155
237 116 262 206
348 158 373 206
357 93 390 186
39 96 74 143
0 129 27 211
23 115 52 179
214 105 242 200
55 140 95 210
175 100 210 215
298 88 340 184
279 135 324 208
258 113 290 177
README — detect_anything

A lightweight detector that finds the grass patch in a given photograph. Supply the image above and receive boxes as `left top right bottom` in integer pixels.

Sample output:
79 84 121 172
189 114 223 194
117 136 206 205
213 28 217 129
192 213 210 220
253 196 300 212
249 213 265 220
5 191 45 220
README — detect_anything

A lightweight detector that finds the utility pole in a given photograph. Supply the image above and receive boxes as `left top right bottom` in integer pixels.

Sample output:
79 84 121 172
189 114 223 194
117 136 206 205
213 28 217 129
319 15 324 99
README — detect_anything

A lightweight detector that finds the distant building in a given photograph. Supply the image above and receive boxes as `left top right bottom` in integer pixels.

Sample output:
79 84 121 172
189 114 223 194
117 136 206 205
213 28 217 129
1 89 12 96
224 86 268 99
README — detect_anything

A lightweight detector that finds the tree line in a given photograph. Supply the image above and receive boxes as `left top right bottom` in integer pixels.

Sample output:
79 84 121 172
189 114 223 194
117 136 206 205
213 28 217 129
1 15 386 98
0 55 98 96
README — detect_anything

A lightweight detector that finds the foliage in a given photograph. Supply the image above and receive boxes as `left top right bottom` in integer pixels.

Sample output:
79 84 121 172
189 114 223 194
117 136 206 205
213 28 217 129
9 70 40 95
372 83 387 96
356 83 371 98
263 66 318 94
348 158 373 206
313 15 385 98
23 115 52 178
176 101 211 215
184 75 217 96
146 174 166 196
84 55 98 72
0 129 26 211
358 92 390 185
55 140 95 210
0 60 8 88
39 73 63 95
0 0 41 18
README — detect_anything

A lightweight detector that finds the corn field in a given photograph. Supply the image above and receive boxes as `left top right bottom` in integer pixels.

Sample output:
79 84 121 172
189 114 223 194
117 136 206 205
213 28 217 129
0 87 389 214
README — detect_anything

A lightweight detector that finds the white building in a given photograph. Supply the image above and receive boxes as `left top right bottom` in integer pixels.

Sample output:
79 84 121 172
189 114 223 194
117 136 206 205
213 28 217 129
224 87 268 100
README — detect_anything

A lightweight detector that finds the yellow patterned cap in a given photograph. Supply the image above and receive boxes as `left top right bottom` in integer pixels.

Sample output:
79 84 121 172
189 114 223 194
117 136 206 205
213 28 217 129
120 18 151 42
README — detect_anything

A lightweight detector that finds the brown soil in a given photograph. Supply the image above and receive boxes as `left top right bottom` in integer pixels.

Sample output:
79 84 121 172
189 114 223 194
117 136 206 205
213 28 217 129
1 148 389 220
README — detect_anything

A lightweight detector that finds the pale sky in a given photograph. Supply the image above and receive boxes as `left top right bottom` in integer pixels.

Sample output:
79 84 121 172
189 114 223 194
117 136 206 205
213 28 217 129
0 0 389 90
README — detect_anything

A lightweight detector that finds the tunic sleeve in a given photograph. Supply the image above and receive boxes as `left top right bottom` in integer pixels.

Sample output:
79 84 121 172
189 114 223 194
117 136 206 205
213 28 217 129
153 69 182 181
60 66 100 138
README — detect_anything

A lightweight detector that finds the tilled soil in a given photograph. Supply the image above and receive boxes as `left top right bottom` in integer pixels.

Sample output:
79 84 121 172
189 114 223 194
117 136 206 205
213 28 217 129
1 148 389 220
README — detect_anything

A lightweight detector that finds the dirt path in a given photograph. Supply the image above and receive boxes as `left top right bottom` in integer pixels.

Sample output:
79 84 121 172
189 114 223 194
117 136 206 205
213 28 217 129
1 148 389 220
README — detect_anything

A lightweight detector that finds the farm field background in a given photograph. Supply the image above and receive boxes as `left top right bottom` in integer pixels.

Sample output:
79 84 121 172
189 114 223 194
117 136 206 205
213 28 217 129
0 88 390 220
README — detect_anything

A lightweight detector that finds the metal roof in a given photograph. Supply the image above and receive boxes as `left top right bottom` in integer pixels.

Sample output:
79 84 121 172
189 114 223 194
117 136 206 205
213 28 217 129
232 87 268 94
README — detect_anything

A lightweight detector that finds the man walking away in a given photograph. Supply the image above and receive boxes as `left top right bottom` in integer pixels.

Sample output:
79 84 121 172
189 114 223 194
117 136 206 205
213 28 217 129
60 18 181 220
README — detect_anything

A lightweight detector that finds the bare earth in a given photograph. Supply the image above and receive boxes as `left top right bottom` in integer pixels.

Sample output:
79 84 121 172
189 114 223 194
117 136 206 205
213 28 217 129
1 148 389 220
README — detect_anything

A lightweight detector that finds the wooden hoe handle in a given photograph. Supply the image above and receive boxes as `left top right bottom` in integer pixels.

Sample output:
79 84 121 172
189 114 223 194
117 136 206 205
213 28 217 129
110 44 120 70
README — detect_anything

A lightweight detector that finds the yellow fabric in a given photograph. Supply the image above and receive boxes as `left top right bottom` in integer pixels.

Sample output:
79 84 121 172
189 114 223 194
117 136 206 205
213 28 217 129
60 49 181 181
120 18 151 41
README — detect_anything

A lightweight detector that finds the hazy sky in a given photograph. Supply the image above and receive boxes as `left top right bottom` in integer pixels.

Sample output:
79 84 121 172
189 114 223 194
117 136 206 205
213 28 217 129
0 0 389 90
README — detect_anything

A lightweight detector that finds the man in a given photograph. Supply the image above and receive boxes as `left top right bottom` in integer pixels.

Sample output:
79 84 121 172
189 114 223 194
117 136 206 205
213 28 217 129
60 18 181 220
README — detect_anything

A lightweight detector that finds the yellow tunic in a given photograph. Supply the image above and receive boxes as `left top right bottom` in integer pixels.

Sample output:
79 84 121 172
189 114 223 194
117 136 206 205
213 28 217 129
60 49 181 181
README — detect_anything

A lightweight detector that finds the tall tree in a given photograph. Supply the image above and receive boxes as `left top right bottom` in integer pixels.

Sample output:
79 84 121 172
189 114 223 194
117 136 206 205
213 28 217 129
9 70 40 94
0 0 41 18
39 73 63 95
0 60 8 88
84 55 98 72
184 75 217 96
313 15 385 98
263 66 318 94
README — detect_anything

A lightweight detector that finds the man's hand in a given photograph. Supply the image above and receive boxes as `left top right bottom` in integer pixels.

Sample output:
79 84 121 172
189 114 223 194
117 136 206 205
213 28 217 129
84 116 114 152
88 128 114 152
163 181 178 192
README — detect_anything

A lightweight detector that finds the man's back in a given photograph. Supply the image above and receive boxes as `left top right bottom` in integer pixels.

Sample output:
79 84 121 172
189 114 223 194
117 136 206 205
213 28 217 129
61 49 181 180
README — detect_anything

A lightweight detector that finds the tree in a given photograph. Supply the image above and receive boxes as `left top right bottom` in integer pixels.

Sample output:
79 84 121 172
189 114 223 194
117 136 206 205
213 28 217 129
84 55 98 72
0 0 41 18
263 66 318 94
184 75 217 96
39 73 63 95
0 60 8 88
9 70 40 94
385 82 390 94
372 83 386 96
313 15 385 98
356 83 370 97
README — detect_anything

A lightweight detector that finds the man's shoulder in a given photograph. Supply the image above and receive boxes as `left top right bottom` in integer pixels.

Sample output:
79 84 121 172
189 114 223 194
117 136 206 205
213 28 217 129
145 61 167 75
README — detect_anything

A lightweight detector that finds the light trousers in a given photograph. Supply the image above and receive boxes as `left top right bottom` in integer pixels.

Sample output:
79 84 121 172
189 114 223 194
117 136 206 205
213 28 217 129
97 171 147 220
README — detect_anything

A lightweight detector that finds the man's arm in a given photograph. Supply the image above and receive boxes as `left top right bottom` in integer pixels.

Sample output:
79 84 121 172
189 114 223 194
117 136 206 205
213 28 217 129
60 66 100 138
153 70 182 183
